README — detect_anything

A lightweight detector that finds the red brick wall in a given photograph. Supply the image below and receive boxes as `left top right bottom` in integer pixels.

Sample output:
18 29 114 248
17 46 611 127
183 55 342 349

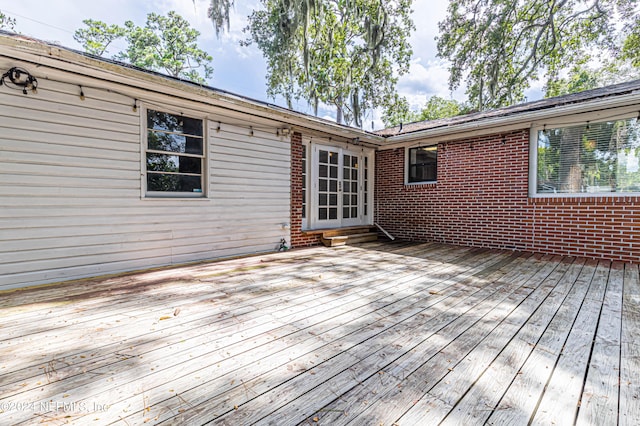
375 129 640 262
529 196 640 261
290 132 321 248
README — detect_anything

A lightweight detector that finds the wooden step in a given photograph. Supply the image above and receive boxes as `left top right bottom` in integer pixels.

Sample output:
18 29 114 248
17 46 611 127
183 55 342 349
320 235 349 247
344 232 379 244
314 226 376 238
320 229 378 247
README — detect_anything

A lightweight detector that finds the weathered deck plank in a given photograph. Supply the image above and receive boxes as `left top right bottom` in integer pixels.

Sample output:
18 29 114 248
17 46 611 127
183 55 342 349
245 253 529 426
1 243 448 394
576 261 624 426
487 258 598 425
313 252 545 425
390 255 567 425
440 256 586 425
0 242 635 426
530 260 611 425
2 244 466 424
128 248 509 425
619 263 640 426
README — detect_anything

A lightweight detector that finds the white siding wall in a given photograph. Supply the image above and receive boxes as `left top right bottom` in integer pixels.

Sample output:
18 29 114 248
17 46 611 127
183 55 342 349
0 60 291 290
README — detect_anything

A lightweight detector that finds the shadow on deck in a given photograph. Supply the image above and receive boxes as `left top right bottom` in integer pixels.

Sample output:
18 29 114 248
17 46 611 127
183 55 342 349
0 242 638 425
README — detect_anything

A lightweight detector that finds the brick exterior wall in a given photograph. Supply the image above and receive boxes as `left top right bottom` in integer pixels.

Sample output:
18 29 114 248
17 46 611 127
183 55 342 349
375 129 640 262
290 132 322 248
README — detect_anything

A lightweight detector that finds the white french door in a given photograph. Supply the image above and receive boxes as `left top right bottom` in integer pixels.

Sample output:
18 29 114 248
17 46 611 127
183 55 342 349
310 144 371 229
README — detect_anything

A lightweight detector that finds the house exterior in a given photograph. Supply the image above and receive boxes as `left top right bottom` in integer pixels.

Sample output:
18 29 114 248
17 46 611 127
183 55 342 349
374 85 640 263
0 33 380 290
1 33 639 290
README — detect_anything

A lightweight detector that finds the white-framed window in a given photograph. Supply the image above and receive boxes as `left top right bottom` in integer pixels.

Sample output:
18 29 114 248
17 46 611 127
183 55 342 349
531 116 640 196
406 145 437 184
145 109 206 197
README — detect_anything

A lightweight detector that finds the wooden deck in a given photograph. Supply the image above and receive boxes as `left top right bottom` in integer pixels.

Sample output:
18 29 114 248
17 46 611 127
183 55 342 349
0 242 639 425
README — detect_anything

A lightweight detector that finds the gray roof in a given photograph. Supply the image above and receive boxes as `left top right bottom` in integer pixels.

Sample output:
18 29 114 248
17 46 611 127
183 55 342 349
0 30 269 104
4 30 640 142
0 30 379 140
375 79 640 137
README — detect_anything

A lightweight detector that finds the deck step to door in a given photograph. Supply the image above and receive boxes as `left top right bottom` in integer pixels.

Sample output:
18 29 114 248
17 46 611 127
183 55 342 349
320 227 378 247
343 232 379 244
320 226 375 238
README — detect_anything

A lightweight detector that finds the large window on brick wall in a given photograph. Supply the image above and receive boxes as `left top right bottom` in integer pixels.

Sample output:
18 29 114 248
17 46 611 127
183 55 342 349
408 146 437 183
533 117 640 195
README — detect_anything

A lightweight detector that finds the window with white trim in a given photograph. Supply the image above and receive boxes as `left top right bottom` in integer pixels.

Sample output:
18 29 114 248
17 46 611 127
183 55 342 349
408 146 437 183
534 117 640 195
145 109 205 197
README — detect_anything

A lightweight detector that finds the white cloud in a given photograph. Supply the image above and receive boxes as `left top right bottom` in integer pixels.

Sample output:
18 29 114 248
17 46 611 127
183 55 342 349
525 78 546 102
393 59 468 112
3 1 145 48
4 1 468 122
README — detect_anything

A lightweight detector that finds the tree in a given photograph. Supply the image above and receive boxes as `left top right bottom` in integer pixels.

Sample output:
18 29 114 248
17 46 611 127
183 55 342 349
208 0 234 37
209 0 414 127
382 95 467 127
623 17 640 67
118 12 213 83
0 10 16 31
544 66 601 98
437 0 638 111
418 95 466 121
74 12 213 84
381 94 421 127
73 19 125 56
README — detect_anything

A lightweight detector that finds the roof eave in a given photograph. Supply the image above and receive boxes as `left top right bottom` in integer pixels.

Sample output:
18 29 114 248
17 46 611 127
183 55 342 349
0 34 386 146
380 91 640 148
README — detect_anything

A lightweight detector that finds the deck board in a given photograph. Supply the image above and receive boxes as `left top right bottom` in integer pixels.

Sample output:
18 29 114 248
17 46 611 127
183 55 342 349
620 263 640 426
309 252 540 426
440 256 586 425
576 261 623 425
95 247 489 425
487 258 597 425
531 260 611 426
0 242 636 426
388 254 568 425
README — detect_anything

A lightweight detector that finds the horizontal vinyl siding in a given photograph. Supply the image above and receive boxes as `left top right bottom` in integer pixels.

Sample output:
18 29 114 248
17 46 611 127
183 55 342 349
0 60 291 289
202 122 291 262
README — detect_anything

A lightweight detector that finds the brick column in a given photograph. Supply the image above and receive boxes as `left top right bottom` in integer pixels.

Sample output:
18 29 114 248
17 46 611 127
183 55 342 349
290 132 321 248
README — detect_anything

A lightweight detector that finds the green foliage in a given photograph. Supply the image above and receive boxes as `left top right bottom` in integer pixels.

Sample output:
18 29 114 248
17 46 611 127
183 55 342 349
212 0 414 127
0 10 16 31
544 66 601 98
418 95 466 121
623 17 640 67
381 94 420 127
437 0 638 111
74 19 125 56
118 12 213 83
74 12 213 84
382 95 467 127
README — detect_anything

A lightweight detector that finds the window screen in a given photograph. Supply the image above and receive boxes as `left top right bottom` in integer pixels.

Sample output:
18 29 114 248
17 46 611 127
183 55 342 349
536 118 640 194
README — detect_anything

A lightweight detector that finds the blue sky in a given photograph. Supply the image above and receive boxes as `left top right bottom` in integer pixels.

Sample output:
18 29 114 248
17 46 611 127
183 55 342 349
1 1 540 129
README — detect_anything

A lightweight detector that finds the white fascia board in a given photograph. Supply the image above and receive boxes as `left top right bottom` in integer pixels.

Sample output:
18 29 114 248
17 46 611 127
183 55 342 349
380 95 640 149
0 35 385 146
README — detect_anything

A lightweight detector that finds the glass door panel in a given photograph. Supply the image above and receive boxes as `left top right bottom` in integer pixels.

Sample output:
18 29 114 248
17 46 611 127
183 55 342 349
316 147 341 227
312 145 368 229
341 153 361 227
